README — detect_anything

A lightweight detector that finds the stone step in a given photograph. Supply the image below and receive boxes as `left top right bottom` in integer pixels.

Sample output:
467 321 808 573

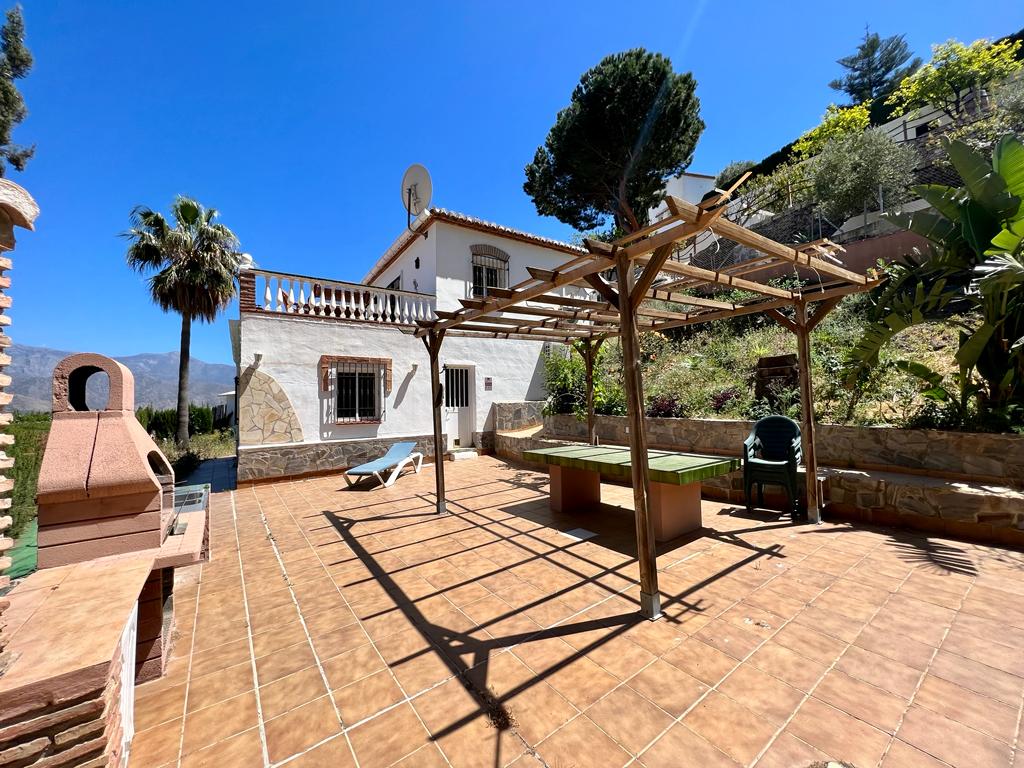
448 448 479 461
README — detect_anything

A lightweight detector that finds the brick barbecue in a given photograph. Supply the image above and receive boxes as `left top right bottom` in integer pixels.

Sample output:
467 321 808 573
1 352 209 767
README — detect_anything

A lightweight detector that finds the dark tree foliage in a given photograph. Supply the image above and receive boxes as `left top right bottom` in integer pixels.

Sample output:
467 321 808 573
0 6 32 175
524 49 703 233
829 28 921 104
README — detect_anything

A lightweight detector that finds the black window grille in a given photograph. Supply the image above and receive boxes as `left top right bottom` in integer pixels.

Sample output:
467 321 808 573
444 367 470 408
471 252 509 297
385 275 402 290
335 361 382 421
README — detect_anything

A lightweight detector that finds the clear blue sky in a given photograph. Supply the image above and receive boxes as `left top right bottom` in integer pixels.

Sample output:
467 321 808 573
9 1 1023 364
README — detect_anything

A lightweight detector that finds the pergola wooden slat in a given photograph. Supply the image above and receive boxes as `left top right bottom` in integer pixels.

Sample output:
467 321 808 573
414 186 878 621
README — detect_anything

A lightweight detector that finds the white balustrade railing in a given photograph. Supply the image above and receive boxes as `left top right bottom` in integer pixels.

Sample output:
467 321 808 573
252 271 435 326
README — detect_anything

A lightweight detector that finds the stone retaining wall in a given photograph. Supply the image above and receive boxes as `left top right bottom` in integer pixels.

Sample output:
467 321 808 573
493 401 545 432
238 434 441 483
499 411 1024 547
544 414 1024 486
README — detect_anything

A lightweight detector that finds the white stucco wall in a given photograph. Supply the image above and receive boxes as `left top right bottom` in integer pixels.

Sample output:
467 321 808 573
239 313 548 448
432 222 587 312
372 231 436 295
370 221 587 311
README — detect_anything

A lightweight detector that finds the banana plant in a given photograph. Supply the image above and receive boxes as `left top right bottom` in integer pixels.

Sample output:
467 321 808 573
845 134 1024 425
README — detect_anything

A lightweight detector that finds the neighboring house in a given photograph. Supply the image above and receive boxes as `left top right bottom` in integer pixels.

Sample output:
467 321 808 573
232 208 594 482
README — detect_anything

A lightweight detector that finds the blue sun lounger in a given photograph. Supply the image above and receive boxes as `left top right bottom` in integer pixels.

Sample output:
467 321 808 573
344 441 423 488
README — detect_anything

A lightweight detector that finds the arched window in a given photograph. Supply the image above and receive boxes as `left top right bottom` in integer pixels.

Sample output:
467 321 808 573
470 244 509 298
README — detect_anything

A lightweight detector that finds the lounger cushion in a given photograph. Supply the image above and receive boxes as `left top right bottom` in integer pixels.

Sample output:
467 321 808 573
347 442 418 475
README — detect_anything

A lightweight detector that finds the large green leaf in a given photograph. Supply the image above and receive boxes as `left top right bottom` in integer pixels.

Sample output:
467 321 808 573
945 138 1019 219
913 184 966 221
882 210 958 245
960 200 1001 259
955 322 996 369
987 218 1024 257
894 359 944 387
993 135 1024 202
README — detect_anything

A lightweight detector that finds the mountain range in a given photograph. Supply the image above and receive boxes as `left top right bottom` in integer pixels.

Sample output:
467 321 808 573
7 344 236 412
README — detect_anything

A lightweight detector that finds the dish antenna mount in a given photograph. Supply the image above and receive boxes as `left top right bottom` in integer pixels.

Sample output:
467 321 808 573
401 163 432 239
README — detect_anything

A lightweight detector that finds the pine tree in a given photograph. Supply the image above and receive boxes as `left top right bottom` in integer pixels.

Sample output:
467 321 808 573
0 5 32 176
829 28 921 104
524 49 703 234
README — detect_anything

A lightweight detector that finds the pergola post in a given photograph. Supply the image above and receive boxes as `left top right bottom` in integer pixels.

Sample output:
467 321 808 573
423 328 448 515
794 301 820 523
575 338 603 445
615 251 661 620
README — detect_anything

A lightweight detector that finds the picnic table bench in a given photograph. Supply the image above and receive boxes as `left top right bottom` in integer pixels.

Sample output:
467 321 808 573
522 444 740 541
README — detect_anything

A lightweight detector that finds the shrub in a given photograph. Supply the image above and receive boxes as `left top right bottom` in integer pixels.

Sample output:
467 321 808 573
811 127 917 223
710 387 742 413
137 404 216 438
646 394 686 418
188 404 214 435
7 412 50 539
793 103 871 159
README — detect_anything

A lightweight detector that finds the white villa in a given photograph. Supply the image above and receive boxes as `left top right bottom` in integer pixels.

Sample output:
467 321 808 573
232 207 605 481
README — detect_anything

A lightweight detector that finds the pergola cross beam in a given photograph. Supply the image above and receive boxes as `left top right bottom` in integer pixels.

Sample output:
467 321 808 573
416 186 881 621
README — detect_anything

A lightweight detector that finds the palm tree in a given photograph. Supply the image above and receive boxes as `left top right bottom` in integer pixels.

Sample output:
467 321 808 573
124 196 240 447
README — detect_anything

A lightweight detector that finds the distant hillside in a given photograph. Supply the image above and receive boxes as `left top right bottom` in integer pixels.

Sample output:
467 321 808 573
8 344 235 412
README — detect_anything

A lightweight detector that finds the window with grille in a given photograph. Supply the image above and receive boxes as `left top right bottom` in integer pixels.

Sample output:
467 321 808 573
444 367 470 408
470 245 509 298
334 361 384 422
385 274 402 290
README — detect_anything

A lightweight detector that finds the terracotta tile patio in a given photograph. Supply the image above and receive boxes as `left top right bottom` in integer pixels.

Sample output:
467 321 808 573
130 457 1024 767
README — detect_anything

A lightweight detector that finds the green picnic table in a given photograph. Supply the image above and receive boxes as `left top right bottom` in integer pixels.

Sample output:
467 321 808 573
523 444 739 541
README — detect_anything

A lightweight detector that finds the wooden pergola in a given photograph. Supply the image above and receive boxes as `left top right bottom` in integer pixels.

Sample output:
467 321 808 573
415 180 881 620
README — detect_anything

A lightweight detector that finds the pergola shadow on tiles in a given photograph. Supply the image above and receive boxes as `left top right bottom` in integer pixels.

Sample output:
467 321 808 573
414 180 881 620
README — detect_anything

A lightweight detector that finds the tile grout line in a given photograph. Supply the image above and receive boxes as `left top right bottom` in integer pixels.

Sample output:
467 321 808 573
283 467 646 767
625 530 886 767
874 578 974 768
270 478 446 768
253 482 347 733
744 540 919 768
169 542 204 767
521 517 848 766
1014 681 1024 767
230 488 273 767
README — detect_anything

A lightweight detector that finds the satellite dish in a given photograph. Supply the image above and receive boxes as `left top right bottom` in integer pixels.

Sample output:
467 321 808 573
401 163 432 218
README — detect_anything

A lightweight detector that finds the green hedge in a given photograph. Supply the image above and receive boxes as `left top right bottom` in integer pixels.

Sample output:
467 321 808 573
136 404 215 438
7 412 50 539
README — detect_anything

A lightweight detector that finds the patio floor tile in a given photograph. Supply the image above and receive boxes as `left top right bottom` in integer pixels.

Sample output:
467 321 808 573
179 727 262 768
258 665 329 720
897 704 1013 768
786 697 892 767
181 690 258 756
913 673 1020 744
683 691 779 765
332 668 405 724
585 684 674 755
625 657 708 717
537 715 631 768
812 668 908 733
263 695 342 763
639 722 740 768
347 702 432 767
130 457 1024 767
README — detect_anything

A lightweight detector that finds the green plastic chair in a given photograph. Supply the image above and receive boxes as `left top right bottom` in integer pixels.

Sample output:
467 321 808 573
743 415 802 517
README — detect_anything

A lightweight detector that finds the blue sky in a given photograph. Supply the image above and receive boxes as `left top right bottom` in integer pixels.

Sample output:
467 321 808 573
9 1 1024 364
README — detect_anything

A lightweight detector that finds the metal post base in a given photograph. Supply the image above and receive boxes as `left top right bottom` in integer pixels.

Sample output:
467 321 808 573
639 591 662 621
437 500 448 516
